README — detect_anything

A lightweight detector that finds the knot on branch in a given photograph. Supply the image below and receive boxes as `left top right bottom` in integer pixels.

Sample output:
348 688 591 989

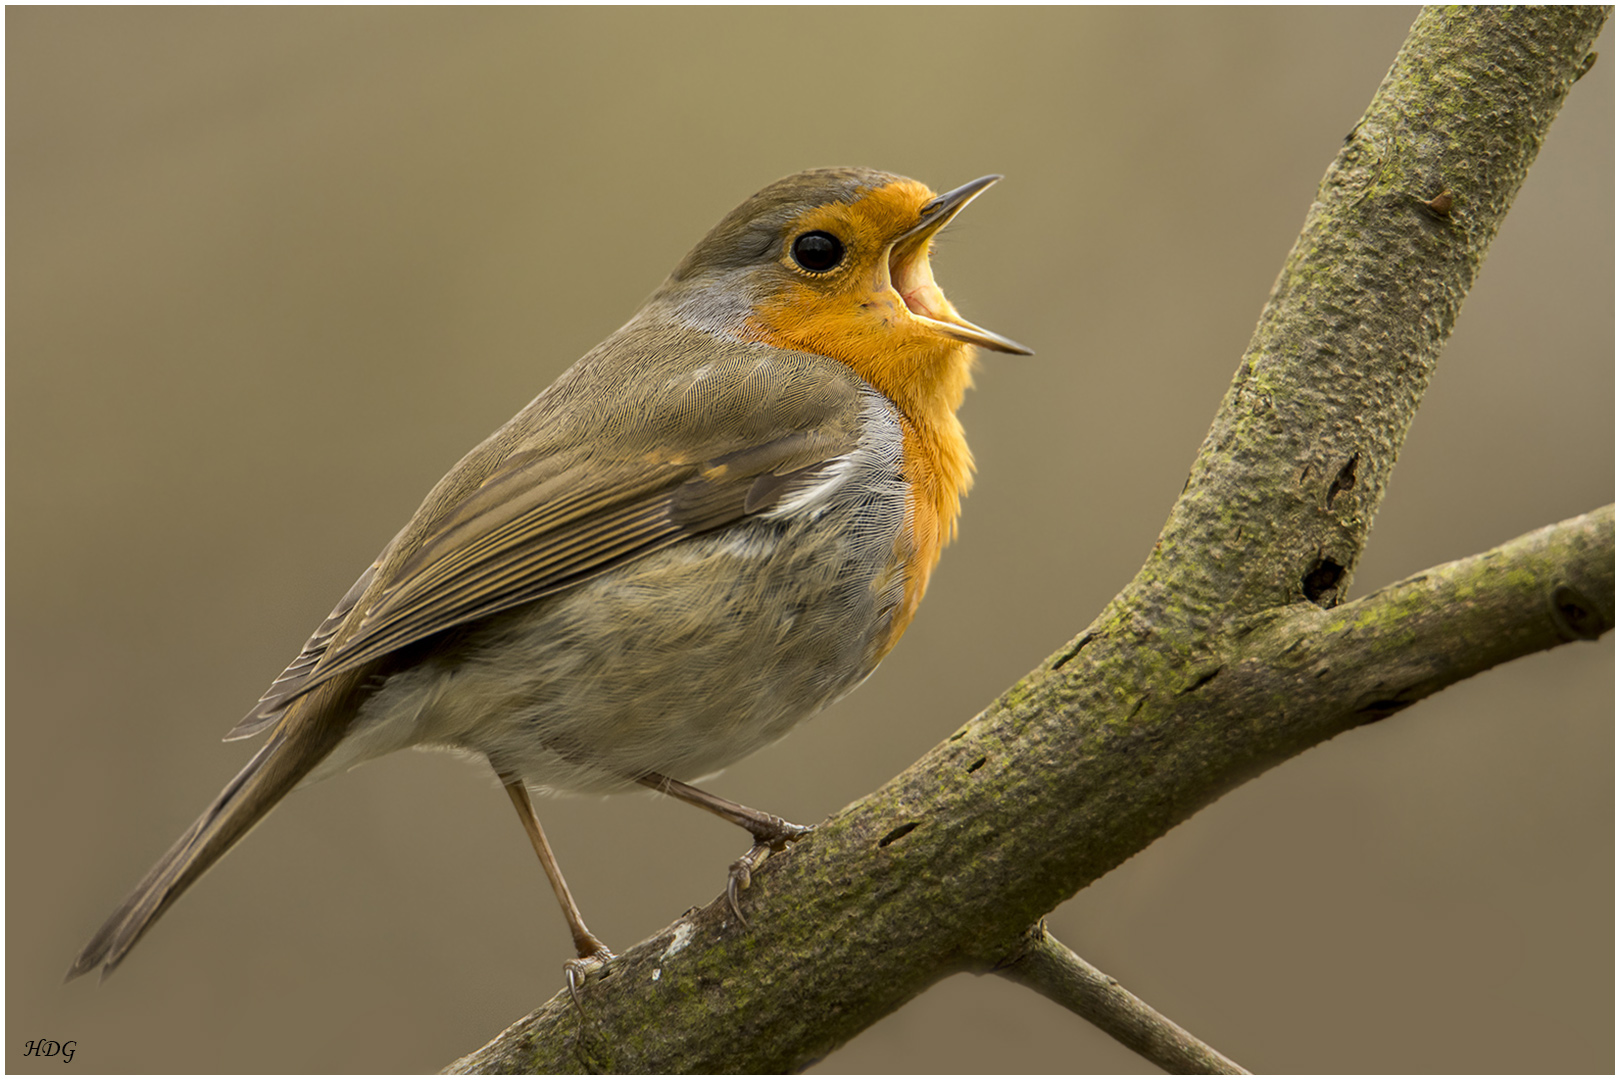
1550 584 1611 641
1302 556 1347 607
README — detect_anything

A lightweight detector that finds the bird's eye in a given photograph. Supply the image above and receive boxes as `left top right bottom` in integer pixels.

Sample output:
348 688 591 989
790 231 845 273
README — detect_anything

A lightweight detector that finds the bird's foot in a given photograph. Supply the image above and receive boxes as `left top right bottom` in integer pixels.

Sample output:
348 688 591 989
726 818 813 925
563 943 614 1016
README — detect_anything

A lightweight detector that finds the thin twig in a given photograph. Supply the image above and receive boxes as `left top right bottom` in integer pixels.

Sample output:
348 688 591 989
994 923 1249 1075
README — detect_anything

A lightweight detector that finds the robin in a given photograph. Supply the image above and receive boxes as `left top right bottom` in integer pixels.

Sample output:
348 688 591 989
67 167 1029 993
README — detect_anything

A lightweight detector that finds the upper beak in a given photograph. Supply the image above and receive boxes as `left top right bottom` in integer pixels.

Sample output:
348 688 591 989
890 175 1033 355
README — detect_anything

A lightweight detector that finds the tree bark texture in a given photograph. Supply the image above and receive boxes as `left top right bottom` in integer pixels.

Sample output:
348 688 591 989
448 7 1613 1073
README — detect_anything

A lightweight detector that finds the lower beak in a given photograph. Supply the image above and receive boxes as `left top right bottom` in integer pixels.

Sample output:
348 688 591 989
889 175 1033 356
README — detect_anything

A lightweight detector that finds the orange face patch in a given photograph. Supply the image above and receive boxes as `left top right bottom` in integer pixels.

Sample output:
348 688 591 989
742 180 977 426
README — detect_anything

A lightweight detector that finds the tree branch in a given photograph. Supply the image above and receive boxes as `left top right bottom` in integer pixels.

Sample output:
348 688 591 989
446 8 1612 1073
994 923 1249 1075
1218 504 1614 732
986 502 1612 1074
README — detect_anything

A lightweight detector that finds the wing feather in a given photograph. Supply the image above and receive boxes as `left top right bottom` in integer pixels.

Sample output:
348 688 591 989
226 561 379 740
246 427 855 720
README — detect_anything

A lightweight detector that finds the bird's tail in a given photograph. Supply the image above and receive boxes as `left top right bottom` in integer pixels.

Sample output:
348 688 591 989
66 710 346 981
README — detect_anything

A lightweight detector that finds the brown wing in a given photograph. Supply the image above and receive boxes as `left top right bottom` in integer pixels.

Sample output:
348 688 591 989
235 421 858 728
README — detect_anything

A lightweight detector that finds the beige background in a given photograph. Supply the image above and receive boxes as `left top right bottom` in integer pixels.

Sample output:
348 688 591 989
10 7 1612 1073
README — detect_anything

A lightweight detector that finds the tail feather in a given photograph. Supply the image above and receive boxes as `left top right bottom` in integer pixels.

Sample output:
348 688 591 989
66 714 346 981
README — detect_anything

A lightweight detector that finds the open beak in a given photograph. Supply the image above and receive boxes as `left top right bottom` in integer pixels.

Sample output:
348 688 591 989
888 175 1033 355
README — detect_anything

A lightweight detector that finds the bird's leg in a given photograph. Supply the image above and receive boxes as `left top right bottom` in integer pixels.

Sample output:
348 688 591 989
636 771 812 925
497 769 613 1009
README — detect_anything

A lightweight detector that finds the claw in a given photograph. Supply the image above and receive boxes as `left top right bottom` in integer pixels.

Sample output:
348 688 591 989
563 946 614 1018
726 842 771 926
725 822 814 925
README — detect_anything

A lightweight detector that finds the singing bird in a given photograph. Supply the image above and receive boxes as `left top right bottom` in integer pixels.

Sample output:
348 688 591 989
68 167 1029 993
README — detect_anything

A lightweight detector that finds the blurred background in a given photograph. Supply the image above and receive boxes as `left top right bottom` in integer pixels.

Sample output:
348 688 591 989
9 7 1612 1073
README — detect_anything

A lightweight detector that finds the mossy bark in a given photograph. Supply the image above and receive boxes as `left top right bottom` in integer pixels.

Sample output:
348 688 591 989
447 8 1613 1073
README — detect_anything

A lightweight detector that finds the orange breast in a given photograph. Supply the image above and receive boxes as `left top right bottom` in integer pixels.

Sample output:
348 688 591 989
875 408 970 658
748 315 976 659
